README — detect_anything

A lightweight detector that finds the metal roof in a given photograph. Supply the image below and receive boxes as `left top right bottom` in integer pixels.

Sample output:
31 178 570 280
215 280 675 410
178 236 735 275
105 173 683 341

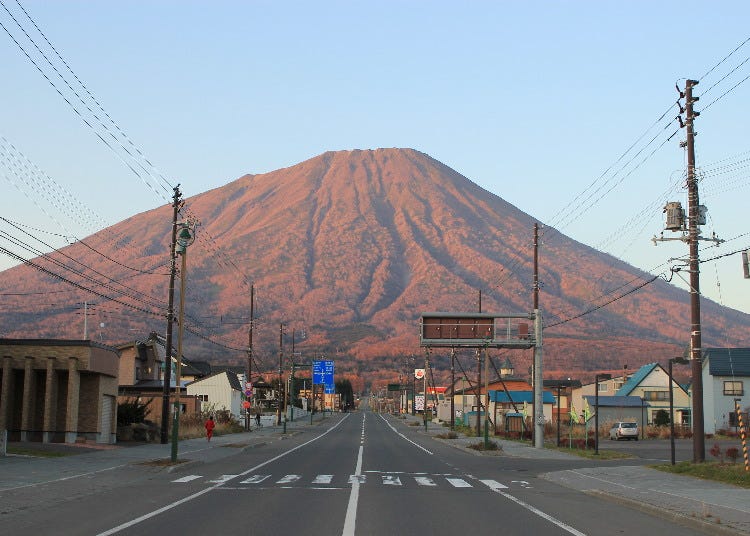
583 395 649 407
489 390 556 404
704 348 750 376
615 363 660 396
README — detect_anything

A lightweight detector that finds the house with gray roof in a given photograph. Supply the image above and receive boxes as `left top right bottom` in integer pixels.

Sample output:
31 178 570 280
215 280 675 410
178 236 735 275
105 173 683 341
186 371 244 421
702 348 750 434
582 395 649 433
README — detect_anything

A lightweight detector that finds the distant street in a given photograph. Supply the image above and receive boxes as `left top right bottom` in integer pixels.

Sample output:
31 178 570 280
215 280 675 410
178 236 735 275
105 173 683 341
0 406 721 536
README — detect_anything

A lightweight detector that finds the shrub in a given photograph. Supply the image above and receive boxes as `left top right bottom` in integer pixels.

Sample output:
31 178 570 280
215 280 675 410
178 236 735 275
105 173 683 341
467 440 499 451
726 447 740 463
117 398 150 426
653 409 670 427
709 443 723 462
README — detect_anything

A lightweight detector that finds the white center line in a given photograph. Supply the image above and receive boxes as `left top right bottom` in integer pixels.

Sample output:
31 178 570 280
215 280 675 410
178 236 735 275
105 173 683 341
342 414 365 536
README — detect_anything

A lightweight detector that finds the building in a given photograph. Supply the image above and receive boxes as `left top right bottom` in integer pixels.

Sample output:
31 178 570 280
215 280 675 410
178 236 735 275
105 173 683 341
582 395 649 432
615 363 690 426
186 371 243 420
116 333 203 426
702 348 750 434
0 339 119 444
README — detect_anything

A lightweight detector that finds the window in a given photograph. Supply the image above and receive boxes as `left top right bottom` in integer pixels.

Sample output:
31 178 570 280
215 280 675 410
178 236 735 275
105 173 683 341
723 381 744 396
197 394 209 402
597 383 608 392
643 391 669 401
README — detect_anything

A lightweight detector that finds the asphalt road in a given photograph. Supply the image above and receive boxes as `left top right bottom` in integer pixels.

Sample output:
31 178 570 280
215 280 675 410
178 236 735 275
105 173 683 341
2 407 717 536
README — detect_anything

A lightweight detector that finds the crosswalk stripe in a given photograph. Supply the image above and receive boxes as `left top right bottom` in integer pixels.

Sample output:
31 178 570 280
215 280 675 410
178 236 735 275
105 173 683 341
207 475 238 483
382 475 402 486
173 473 512 491
172 475 202 483
276 475 301 484
240 475 270 484
480 479 509 490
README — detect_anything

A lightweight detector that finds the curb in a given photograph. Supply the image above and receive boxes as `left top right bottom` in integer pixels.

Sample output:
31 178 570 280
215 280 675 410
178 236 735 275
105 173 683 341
586 489 747 536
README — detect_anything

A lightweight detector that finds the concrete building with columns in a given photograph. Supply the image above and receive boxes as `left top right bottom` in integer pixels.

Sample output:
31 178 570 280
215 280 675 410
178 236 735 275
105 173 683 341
0 339 120 444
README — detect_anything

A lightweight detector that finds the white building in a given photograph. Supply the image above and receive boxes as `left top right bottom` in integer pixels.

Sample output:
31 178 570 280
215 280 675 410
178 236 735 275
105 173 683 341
186 371 244 421
702 348 750 434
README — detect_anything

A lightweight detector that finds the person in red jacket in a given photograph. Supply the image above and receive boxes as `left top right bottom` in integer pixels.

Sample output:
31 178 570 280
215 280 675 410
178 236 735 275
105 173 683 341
205 415 216 442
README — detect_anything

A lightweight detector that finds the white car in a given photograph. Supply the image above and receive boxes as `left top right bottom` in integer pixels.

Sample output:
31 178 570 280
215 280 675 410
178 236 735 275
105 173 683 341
609 421 639 441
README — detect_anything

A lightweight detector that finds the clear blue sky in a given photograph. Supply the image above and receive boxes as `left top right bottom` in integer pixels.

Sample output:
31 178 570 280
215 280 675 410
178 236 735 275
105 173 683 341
2 1 750 317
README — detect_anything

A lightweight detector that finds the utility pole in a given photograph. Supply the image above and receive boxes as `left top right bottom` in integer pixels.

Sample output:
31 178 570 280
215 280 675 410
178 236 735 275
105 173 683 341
476 348 482 436
533 222 544 448
245 284 254 431
685 79 705 463
171 221 195 462
161 185 181 444
278 323 284 428
450 348 455 430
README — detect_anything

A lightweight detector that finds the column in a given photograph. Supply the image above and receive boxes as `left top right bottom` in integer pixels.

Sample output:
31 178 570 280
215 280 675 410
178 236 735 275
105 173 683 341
0 356 13 431
43 357 56 443
21 356 35 442
65 357 80 444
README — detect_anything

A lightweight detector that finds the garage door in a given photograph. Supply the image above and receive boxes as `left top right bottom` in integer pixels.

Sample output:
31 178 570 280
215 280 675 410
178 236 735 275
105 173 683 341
100 395 115 444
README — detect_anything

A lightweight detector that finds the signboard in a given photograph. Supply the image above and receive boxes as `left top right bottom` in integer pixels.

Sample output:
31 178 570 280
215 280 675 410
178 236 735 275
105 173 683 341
414 368 425 380
414 395 425 411
242 400 251 409
419 312 536 349
387 383 401 392
245 389 252 397
313 360 335 394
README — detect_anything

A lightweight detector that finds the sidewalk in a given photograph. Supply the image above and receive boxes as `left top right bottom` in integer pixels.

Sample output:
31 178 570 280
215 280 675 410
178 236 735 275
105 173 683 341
0 413 329 492
399 413 750 535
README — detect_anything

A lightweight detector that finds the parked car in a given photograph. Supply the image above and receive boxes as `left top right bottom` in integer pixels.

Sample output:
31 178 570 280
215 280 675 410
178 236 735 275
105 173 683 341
609 421 639 441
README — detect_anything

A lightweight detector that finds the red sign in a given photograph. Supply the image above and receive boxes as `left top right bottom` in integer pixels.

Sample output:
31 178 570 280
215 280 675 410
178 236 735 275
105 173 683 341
242 400 251 409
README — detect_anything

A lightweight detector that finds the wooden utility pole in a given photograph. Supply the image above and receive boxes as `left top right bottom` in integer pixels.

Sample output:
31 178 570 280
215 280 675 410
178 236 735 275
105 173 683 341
685 79 705 462
160 185 181 444
277 323 283 426
245 284 254 431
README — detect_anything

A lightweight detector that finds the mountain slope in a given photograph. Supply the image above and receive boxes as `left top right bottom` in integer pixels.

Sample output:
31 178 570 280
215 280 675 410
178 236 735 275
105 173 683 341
1 148 749 385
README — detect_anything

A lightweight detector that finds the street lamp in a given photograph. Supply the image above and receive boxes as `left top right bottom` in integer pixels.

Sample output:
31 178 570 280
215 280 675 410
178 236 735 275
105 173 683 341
550 378 572 448
595 373 612 455
669 357 688 465
170 221 195 463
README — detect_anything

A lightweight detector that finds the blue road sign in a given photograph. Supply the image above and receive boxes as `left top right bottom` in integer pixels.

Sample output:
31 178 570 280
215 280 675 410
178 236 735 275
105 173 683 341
313 360 335 393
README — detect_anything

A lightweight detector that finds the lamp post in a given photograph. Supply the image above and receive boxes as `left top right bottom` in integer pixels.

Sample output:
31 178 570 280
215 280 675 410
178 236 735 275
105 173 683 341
170 221 195 463
669 357 688 465
595 373 612 455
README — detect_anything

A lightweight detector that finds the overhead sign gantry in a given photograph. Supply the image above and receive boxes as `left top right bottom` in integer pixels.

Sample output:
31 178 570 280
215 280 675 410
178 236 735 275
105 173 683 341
419 312 536 349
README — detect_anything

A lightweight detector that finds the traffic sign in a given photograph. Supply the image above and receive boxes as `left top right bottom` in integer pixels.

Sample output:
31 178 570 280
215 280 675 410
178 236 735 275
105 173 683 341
242 400 250 409
245 389 252 397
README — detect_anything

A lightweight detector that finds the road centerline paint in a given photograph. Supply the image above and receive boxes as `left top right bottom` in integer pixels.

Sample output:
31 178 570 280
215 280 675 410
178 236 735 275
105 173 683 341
342 413 365 536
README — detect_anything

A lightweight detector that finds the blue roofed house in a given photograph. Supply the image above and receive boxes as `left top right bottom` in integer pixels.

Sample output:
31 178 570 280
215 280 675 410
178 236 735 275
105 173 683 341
701 348 750 434
615 363 690 427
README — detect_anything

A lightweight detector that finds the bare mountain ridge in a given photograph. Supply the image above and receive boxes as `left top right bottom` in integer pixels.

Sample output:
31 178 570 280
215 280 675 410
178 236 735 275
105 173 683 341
1 148 749 384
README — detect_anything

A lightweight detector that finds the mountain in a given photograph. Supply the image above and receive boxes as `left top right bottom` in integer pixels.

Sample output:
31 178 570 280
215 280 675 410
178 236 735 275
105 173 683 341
1 148 749 388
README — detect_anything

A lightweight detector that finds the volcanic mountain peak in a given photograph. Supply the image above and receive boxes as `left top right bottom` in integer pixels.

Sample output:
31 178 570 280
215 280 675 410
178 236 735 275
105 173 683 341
1 148 749 386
